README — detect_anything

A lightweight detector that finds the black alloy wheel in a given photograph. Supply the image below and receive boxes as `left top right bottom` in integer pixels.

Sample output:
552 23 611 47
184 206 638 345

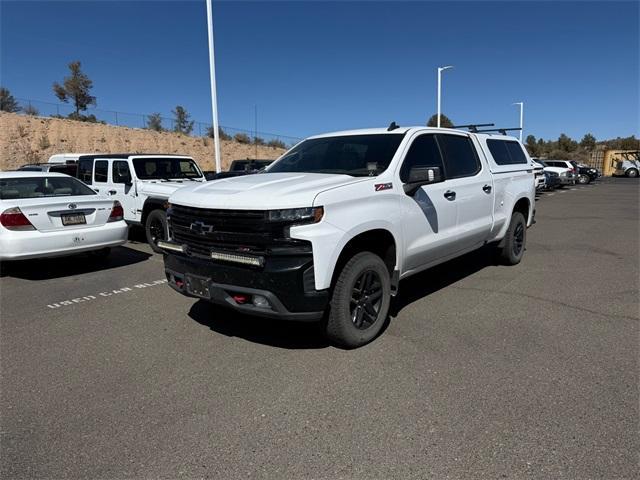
350 270 383 330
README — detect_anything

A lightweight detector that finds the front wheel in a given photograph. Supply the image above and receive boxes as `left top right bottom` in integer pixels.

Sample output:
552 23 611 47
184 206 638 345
325 252 391 348
577 174 590 184
145 209 168 253
498 211 527 265
626 168 638 178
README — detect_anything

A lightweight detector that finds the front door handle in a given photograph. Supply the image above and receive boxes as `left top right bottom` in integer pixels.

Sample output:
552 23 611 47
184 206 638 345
109 190 117 195
444 190 456 201
483 184 492 193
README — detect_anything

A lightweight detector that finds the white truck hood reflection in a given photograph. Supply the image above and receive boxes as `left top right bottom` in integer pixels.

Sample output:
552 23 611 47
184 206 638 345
168 172 368 209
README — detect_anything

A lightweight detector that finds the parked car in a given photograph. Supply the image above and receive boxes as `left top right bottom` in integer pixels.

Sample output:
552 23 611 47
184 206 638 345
532 160 546 190
0 172 128 261
544 170 561 189
612 152 639 177
160 126 535 348
17 162 78 177
575 164 600 184
536 159 575 187
50 153 206 252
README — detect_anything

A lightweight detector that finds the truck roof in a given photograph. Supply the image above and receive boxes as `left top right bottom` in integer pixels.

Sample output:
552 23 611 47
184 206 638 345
308 126 521 143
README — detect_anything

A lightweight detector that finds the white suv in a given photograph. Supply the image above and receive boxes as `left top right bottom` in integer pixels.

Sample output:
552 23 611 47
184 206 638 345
161 127 535 347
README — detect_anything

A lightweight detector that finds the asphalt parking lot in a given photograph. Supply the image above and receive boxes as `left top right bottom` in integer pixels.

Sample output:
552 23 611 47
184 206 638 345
1 178 638 479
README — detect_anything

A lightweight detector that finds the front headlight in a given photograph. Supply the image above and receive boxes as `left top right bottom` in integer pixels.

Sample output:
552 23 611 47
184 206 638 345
268 207 324 224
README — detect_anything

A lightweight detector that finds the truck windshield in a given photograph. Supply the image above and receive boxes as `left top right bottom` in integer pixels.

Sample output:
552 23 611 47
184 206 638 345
267 134 405 177
132 157 203 180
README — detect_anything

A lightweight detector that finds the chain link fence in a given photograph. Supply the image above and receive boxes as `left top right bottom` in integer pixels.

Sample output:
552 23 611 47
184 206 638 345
14 97 302 148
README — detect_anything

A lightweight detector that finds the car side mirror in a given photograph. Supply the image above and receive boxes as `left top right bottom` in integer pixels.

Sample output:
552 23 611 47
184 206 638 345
403 166 443 195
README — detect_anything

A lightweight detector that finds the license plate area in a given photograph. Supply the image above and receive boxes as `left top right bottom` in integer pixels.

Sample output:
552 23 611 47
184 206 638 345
185 274 211 299
61 213 86 226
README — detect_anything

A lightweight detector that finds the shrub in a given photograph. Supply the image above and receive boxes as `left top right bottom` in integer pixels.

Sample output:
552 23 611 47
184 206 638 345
23 104 39 116
267 139 286 149
38 134 51 150
206 126 231 141
234 133 251 144
253 136 265 145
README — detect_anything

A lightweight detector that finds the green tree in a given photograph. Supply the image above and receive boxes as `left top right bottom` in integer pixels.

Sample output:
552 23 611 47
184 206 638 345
52 61 96 115
23 104 39 116
426 113 454 128
172 106 193 134
557 133 578 152
525 135 538 156
580 133 596 151
146 113 164 132
0 87 20 113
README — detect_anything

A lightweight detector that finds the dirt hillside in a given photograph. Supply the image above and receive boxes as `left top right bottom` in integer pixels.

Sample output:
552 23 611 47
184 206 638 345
0 112 286 171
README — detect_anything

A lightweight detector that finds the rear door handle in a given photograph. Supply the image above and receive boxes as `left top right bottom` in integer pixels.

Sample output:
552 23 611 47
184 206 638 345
444 190 456 201
109 190 117 195
483 184 492 193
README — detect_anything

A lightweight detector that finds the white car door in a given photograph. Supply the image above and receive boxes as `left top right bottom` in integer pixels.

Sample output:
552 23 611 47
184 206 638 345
109 160 137 222
398 133 460 274
436 133 494 252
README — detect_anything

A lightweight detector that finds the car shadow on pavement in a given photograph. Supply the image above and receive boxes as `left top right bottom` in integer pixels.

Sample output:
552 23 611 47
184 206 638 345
0 245 152 280
389 245 499 317
188 300 330 350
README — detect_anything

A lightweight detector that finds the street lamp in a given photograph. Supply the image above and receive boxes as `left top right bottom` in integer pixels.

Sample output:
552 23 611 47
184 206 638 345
437 65 453 128
512 102 524 142
206 0 222 173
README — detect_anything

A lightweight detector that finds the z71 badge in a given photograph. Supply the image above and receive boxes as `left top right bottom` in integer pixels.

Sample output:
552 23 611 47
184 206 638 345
375 183 393 192
374 183 393 191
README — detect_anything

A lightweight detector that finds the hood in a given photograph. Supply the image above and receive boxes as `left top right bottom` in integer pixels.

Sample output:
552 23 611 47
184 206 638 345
137 179 202 198
169 172 368 209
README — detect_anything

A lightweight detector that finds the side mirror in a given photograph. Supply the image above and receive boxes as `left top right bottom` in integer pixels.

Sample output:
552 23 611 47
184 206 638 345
403 166 443 195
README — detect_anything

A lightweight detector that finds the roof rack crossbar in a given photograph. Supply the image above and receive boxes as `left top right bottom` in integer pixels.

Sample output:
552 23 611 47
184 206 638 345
451 123 494 133
474 127 522 135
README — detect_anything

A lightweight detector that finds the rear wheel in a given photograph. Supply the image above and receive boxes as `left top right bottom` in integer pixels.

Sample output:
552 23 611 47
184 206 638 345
498 211 527 265
145 209 167 253
626 168 638 178
325 252 391 348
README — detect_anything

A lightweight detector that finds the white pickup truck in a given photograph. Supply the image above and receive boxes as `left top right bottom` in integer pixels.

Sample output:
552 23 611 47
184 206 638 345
161 126 535 347
49 154 206 251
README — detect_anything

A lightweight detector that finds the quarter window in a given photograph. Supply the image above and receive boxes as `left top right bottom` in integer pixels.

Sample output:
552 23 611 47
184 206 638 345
487 140 528 165
400 134 444 182
437 134 480 178
94 160 109 183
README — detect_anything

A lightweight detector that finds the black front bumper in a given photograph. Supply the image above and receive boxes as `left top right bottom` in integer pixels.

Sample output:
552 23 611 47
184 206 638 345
164 251 328 321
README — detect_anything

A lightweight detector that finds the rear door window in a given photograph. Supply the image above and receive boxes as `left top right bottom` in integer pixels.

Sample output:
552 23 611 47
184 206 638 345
78 158 94 184
436 134 480 178
94 160 109 183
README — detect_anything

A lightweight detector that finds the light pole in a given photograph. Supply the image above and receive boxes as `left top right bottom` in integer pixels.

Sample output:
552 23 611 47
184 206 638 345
437 65 453 128
206 0 222 173
512 102 524 141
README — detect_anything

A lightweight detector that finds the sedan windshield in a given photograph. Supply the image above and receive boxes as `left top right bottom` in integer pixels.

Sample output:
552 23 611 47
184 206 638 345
0 176 96 200
267 134 405 177
132 157 203 180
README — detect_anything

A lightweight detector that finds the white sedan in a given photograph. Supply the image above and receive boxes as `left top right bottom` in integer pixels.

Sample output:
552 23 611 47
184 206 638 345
0 172 128 260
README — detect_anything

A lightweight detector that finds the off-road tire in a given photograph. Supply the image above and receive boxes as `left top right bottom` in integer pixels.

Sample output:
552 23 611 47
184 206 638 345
145 209 167 254
325 252 391 348
498 211 527 265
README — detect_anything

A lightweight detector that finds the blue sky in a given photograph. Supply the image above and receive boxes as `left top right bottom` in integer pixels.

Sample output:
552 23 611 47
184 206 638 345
1 0 638 141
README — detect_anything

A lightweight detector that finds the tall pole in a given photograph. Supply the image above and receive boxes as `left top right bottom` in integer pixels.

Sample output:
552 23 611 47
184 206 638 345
512 102 524 141
206 0 222 173
254 104 258 160
436 66 453 128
